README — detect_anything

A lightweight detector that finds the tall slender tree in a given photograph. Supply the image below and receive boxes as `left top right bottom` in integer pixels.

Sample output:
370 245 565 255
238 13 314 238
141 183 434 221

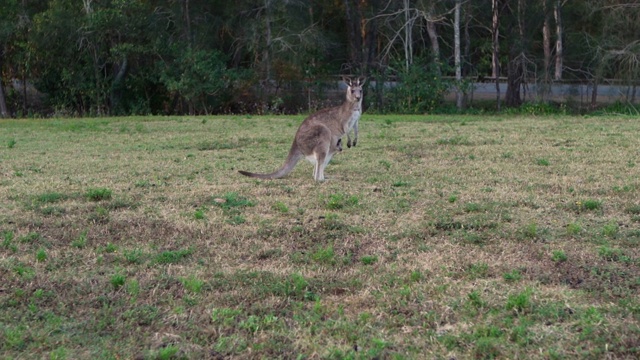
492 0 502 110
554 0 564 80
454 0 462 109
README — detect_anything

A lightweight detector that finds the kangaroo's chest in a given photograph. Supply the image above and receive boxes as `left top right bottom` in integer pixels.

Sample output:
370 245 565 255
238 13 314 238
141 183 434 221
347 109 361 128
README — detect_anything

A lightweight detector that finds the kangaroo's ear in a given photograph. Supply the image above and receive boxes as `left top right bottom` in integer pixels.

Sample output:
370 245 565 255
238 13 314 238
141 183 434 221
342 76 352 87
358 77 367 85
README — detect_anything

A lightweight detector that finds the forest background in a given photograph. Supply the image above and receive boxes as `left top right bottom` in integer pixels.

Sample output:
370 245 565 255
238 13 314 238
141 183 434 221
0 0 639 118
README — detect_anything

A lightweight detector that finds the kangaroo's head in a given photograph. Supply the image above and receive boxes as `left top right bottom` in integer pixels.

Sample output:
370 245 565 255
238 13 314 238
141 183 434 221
343 76 366 103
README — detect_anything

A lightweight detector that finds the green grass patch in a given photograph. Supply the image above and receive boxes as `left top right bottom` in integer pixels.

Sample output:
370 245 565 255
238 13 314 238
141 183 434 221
85 188 113 201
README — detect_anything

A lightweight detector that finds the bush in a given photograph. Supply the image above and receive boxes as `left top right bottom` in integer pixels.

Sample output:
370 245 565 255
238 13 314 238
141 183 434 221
385 59 450 114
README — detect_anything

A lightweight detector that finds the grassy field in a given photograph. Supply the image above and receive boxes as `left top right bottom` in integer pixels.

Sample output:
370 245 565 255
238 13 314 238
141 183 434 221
1 114 639 359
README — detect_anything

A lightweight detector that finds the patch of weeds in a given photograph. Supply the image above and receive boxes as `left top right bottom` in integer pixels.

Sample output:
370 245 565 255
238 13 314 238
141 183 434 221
566 222 582 237
85 187 113 201
571 199 602 213
448 195 458 203
503 269 522 282
122 304 158 327
34 192 67 204
135 180 152 188
459 230 486 246
626 205 640 215
211 192 255 224
433 219 464 231
125 279 141 300
536 158 550 166
360 255 378 265
111 274 126 290
505 288 533 314
39 206 65 216
194 207 206 220
392 180 410 187
3 325 27 350
13 262 36 279
326 193 359 210
49 346 67 360
583 199 602 210
409 270 422 283
473 337 502 359
321 213 344 231
154 248 193 264
19 232 40 244
468 290 487 309
470 326 504 359
149 345 179 360
71 231 88 248
181 275 205 294
272 201 289 214
102 243 118 253
379 159 391 170
211 307 242 327
123 248 145 264
551 250 568 262
517 222 541 241
7 138 17 149
106 198 139 210
597 246 627 262
88 206 110 223
464 202 484 213
36 248 47 262
466 262 489 279
508 318 534 346
2 230 16 250
227 215 246 225
602 222 619 238
311 245 336 265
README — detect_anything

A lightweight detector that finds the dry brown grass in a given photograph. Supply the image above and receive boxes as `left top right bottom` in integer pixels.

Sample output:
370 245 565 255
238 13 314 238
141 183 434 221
1 114 639 359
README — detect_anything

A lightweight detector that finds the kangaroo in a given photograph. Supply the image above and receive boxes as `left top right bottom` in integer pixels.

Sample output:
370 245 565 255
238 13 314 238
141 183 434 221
344 77 365 148
238 76 365 181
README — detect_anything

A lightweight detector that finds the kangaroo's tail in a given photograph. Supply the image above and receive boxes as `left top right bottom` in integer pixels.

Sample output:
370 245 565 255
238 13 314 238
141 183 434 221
238 142 303 180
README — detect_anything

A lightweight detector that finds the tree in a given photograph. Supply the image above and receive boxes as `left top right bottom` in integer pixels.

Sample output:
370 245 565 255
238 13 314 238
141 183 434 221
491 0 503 110
505 0 524 107
454 0 462 109
0 3 12 117
553 0 564 80
542 0 552 100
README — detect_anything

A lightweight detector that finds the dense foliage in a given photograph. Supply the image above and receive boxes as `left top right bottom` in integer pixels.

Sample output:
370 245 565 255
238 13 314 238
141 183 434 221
0 0 638 116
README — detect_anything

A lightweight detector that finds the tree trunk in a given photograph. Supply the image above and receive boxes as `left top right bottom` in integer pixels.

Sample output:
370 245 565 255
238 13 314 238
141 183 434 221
183 0 192 48
591 61 603 109
0 64 8 117
492 0 501 111
505 52 523 107
454 0 462 110
463 1 471 76
425 7 440 75
505 0 524 107
542 0 552 100
554 0 563 80
403 0 412 71
365 0 380 75
344 0 363 72
110 57 128 114
264 0 272 82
